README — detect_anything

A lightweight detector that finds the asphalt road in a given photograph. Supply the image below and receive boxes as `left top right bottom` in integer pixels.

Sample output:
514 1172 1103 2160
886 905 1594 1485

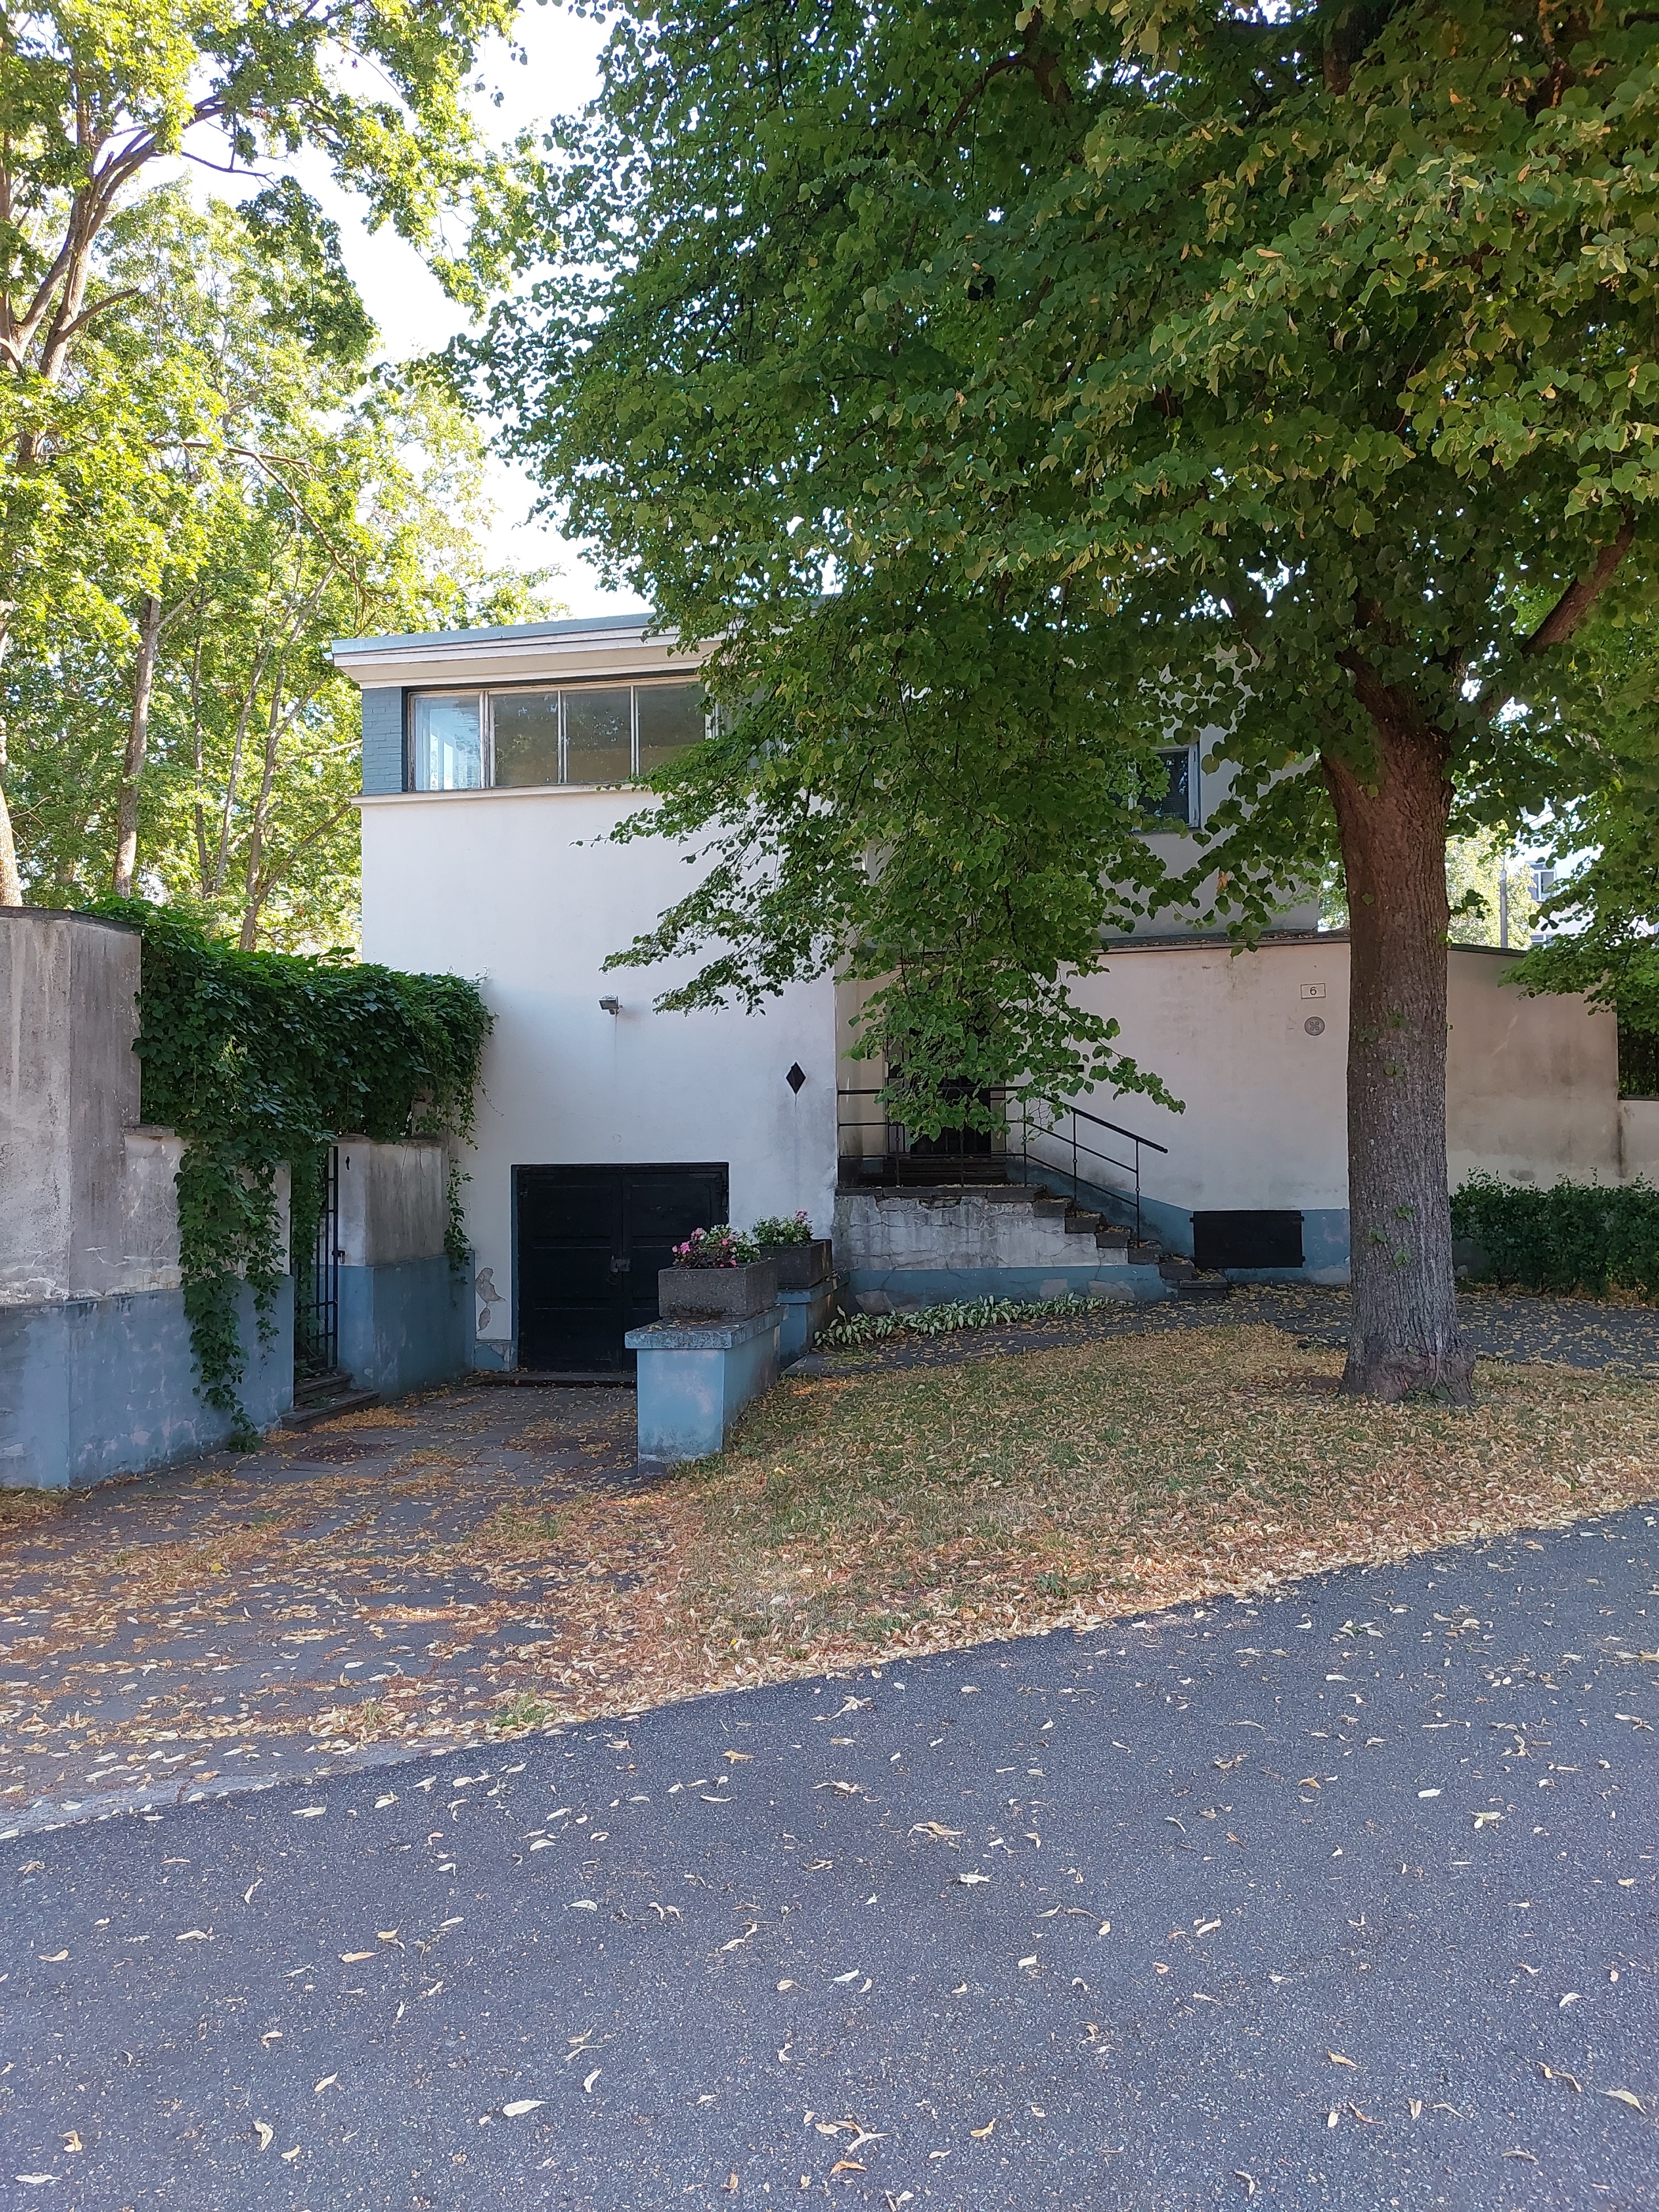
1 1509 1655 2212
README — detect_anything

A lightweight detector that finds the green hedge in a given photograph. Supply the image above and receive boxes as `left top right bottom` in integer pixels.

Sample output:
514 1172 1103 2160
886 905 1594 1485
1450 1172 1659 1297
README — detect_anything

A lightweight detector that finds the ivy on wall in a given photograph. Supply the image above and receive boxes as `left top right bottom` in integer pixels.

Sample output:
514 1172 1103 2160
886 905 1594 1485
89 900 492 1440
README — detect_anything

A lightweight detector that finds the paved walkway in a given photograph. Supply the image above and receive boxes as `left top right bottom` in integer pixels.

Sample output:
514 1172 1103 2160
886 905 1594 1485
1 1509 1653 2208
0 1386 646 1833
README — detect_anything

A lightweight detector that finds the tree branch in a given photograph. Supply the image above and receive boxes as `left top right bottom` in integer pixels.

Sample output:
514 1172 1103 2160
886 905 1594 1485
944 8 1073 138
1473 514 1637 720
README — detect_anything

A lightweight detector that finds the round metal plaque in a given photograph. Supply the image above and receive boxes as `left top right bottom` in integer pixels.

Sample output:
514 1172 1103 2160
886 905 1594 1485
1304 1014 1326 1036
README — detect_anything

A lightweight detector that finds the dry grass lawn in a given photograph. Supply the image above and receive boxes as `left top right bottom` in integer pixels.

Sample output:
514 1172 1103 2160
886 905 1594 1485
615 1324 1659 1698
5 1326 1658 1771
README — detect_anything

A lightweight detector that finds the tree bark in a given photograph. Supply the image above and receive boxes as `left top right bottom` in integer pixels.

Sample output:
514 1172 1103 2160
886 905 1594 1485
0 614 19 905
0 751 20 906
1323 692 1473 1404
112 591 163 898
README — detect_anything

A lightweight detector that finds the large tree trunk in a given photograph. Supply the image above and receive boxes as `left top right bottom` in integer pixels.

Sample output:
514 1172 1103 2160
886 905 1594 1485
0 754 19 906
1323 704 1473 1403
0 616 19 906
112 592 163 898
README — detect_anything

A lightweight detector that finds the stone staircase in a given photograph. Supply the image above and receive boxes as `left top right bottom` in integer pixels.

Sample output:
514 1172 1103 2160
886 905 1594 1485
1028 1189 1233 1302
833 1181 1233 1306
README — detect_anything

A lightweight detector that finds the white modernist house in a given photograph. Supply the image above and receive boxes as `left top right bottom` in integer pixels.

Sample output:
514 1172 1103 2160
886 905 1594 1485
337 612 1633 1373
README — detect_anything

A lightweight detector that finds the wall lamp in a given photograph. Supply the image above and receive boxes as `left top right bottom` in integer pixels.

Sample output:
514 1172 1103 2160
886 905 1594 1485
599 995 621 1015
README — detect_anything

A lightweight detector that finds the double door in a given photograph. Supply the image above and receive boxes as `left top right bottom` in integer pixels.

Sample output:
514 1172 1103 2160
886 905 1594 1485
515 1163 729 1372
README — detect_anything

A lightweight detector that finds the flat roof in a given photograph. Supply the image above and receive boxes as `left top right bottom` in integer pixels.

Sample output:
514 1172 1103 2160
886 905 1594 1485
329 609 667 658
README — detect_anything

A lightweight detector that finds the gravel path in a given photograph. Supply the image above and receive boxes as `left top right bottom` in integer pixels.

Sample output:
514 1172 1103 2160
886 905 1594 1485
798 1284 1659 1379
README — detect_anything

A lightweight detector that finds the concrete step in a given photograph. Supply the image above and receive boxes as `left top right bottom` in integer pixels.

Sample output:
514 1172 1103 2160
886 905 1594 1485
1127 1242 1163 1266
1094 1223 1131 1249
1158 1256 1199 1284
283 1385 380 1429
291 1367 352 1407
1063 1209 1102 1234
470 1369 634 1387
1176 1276 1234 1303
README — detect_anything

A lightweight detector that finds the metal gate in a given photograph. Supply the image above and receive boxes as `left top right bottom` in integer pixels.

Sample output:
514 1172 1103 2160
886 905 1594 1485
294 1144 341 1381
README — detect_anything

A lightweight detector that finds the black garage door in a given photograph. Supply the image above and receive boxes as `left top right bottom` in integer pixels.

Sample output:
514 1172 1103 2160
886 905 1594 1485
515 1163 729 1372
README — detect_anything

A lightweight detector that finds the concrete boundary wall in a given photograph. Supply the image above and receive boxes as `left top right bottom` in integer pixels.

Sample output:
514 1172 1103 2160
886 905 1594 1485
332 1136 467 1397
0 915 477 1485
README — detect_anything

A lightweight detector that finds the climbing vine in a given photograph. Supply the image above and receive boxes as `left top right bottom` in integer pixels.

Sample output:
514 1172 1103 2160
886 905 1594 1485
89 900 493 1440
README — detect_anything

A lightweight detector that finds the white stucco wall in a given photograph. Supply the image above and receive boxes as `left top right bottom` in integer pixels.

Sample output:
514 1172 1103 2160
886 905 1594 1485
358 787 839 1357
336 1137 450 1268
1619 1098 1659 1182
1064 936 1352 1218
1062 936 1621 1225
1444 946 1620 1187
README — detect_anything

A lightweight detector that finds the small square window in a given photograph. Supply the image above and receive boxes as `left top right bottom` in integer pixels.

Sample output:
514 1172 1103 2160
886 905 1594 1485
1140 747 1193 826
492 690 560 787
410 693 483 790
636 682 704 778
564 686 633 785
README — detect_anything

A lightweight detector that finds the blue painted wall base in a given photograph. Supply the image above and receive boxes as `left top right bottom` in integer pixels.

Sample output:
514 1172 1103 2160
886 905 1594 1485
779 1278 837 1362
0 1278 295 1491
626 1306 782 1463
337 1256 470 1398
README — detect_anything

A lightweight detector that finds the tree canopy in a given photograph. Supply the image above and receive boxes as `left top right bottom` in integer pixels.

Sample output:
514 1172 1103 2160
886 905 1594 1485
7 189 551 945
0 0 529 905
464 0 1659 1396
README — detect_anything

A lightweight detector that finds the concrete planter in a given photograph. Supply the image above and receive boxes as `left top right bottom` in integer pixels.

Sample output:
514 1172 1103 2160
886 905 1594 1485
778 1277 838 1362
768 1238 832 1293
658 1255 779 1323
626 1307 783 1463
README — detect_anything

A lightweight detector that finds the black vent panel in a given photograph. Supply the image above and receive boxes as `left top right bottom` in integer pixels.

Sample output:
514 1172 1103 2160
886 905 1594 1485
1192 1210 1304 1271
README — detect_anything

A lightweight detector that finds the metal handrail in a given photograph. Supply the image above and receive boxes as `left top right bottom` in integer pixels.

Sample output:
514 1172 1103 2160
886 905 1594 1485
836 1084 1166 1242
1058 1099 1169 1156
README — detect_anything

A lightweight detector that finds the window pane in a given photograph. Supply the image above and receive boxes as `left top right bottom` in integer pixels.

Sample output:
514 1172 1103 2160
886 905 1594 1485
492 690 560 787
1142 747 1192 825
636 682 705 777
563 686 633 784
411 693 482 790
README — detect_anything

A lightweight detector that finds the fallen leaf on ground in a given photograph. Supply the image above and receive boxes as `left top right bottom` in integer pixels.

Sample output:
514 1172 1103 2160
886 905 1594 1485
253 2122 273 2151
501 2100 543 2118
970 2121 995 2140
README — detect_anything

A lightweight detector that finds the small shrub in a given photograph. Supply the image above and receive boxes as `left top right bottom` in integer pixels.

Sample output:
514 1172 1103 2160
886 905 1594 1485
816 1293 1093 1348
672 1224 757 1267
1450 1172 1659 1297
749 1210 815 1248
